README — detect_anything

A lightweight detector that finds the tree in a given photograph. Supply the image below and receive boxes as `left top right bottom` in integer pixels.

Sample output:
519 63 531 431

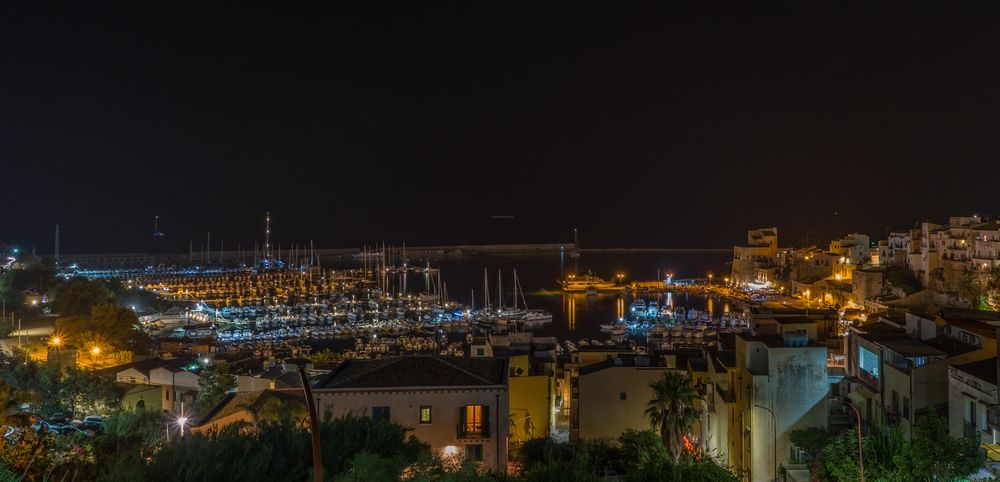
644 372 701 461
821 409 984 481
788 426 829 459
55 303 143 351
59 367 123 417
194 361 237 416
244 393 306 428
50 277 114 316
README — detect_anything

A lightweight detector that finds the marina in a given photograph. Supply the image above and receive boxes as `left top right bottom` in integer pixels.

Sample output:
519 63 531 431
73 250 752 361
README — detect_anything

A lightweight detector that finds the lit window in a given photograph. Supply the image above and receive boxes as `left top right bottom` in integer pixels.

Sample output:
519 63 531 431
460 405 488 437
419 406 432 424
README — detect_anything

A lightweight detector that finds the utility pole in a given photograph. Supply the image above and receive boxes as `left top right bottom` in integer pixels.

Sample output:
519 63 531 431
300 367 324 482
54 224 60 265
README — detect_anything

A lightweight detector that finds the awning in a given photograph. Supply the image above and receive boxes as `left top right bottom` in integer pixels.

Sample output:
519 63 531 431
847 387 874 407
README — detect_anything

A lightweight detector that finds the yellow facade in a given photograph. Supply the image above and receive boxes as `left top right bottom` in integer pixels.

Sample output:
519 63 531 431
509 375 552 443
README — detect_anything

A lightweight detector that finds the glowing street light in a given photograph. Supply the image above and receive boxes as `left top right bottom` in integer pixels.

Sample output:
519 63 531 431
177 416 188 437
50 337 62 348
91 346 101 356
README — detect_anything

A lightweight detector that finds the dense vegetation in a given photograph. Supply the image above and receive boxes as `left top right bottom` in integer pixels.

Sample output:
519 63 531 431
803 410 984 482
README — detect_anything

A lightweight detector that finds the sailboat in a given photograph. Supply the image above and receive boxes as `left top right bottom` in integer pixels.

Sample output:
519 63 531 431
513 269 552 323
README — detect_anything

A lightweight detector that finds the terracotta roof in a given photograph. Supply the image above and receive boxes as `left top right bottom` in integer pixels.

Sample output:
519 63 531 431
195 389 304 427
313 355 507 389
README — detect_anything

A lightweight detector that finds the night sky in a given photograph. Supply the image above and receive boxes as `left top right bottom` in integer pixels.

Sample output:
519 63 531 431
1 5 997 254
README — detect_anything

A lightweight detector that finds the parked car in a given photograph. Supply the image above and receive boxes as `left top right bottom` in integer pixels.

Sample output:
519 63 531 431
31 421 61 433
48 413 70 425
79 416 104 434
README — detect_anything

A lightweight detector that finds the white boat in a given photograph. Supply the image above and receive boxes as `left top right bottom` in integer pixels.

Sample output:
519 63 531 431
559 273 618 292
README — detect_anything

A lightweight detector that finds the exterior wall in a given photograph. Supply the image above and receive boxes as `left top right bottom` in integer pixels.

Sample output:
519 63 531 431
576 366 682 441
948 366 999 459
116 368 150 384
852 270 884 305
238 375 277 392
509 375 552 443
735 338 829 482
121 384 164 412
314 386 509 471
149 368 199 389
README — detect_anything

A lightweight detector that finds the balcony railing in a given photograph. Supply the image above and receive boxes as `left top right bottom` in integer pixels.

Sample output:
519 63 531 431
458 421 491 439
858 369 879 388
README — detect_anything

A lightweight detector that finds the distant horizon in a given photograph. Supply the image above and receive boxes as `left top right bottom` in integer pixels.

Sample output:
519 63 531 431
10 210 998 257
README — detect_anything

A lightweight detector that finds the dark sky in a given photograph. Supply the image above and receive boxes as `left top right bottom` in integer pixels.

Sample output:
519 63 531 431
1 5 998 254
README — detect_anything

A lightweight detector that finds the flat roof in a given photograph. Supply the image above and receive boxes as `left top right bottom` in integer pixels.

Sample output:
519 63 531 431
876 338 947 357
953 357 998 385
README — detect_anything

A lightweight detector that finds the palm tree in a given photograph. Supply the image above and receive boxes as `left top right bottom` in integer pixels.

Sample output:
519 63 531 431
645 372 701 460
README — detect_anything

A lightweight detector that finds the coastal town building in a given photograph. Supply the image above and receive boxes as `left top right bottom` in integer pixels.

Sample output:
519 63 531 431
572 354 684 441
947 356 1000 462
311 355 510 471
732 325 829 482
731 227 780 287
845 310 999 437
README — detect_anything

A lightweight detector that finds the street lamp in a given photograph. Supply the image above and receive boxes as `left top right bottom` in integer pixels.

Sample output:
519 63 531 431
753 404 777 482
91 346 101 356
50 337 62 348
177 416 188 437
836 397 865 482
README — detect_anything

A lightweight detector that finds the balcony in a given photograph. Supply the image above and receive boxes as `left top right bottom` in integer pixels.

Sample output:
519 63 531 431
965 420 991 443
989 407 1000 430
858 369 879 389
458 420 491 439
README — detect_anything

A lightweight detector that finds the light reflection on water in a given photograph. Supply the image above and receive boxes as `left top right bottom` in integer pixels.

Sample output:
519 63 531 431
319 252 732 340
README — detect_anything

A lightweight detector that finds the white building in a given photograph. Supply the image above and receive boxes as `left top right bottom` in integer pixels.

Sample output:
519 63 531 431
312 355 509 471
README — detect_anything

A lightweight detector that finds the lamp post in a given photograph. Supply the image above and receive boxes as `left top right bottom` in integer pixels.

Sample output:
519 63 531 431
839 398 865 482
753 404 777 482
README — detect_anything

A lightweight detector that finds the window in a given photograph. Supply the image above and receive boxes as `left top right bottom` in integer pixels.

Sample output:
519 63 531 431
476 347 485 357
859 346 880 380
465 444 483 462
419 406 432 424
459 405 489 437
902 396 910 420
619 392 627 401
372 406 390 422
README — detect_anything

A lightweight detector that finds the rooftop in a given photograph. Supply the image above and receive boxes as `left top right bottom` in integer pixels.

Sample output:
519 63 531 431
953 357 998 385
195 389 304 427
877 338 948 357
313 355 507 389
774 316 817 325
738 333 820 348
